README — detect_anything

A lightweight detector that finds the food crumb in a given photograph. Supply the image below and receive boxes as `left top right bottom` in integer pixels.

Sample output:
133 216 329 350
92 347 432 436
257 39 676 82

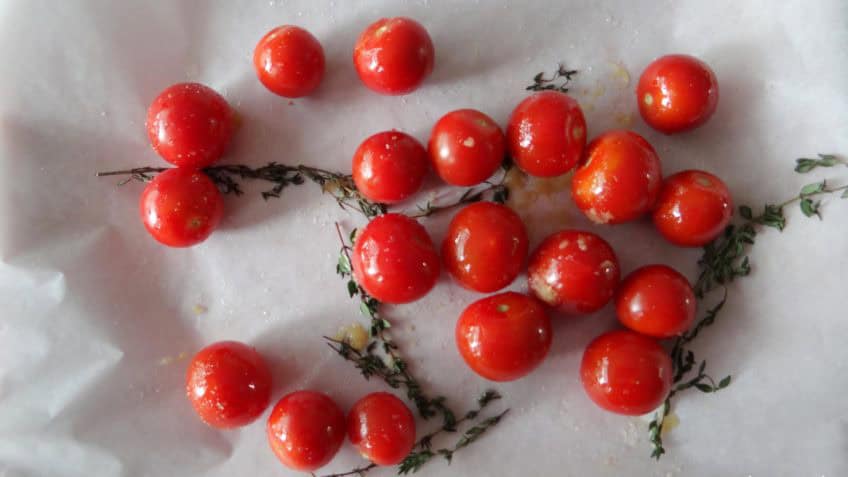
192 304 208 315
661 412 680 436
334 322 369 351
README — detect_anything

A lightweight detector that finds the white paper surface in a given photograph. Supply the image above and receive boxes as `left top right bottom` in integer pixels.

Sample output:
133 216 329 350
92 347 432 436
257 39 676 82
1 1 847 476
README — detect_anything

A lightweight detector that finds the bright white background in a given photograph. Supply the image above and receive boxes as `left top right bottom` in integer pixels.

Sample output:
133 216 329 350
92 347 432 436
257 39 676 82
0 1 846 476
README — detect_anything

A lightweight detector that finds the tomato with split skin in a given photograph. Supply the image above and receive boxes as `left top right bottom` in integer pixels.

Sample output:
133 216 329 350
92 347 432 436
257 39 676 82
527 230 620 314
253 25 325 98
637 54 719 134
146 82 235 169
353 17 435 95
185 341 272 429
267 390 346 472
139 168 224 247
351 213 440 304
580 330 672 415
428 109 505 186
571 130 662 224
506 91 587 177
456 292 553 382
347 392 416 466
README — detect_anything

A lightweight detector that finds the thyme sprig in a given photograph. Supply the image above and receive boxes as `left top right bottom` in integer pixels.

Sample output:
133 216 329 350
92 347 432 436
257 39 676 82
97 163 387 219
525 64 578 93
648 156 848 459
409 160 513 218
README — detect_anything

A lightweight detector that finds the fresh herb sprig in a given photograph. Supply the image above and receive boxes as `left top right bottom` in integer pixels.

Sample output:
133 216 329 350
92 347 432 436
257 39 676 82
410 160 513 218
526 64 578 93
648 157 848 459
97 163 387 218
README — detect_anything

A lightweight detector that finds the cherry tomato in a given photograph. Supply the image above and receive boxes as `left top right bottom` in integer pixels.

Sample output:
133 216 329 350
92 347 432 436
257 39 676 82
506 91 587 177
146 82 235 169
637 54 719 134
352 213 440 304
580 330 672 415
527 230 620 314
442 202 528 293
571 130 662 224
456 292 552 382
347 392 416 466
353 17 435 95
139 168 224 247
616 264 696 338
428 109 505 186
185 341 272 429
253 25 325 98
352 131 429 204
267 390 346 472
652 170 733 247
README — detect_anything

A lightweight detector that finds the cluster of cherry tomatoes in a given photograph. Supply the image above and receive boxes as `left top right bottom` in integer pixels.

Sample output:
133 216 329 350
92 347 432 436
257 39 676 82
134 14 732 474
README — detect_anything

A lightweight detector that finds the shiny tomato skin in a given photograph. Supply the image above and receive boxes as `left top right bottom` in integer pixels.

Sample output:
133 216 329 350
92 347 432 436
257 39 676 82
637 54 719 134
571 130 662 224
428 109 505 186
352 131 429 204
580 330 672 415
253 25 325 98
616 264 696 338
527 230 620 314
442 202 528 293
652 170 733 247
347 392 416 466
267 391 346 472
353 17 434 95
146 82 235 168
185 341 272 429
506 91 587 177
352 213 440 304
139 168 224 247
456 292 553 382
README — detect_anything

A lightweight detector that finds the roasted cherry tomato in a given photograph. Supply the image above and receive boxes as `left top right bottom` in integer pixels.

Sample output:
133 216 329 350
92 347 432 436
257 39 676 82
580 330 672 415
616 264 696 338
442 202 528 293
253 25 325 98
456 292 552 382
571 130 662 224
347 392 416 466
506 91 586 177
653 170 732 246
527 230 620 314
352 131 429 204
139 168 224 247
637 54 719 134
185 341 272 429
428 109 505 186
353 17 435 95
146 82 235 169
267 391 346 472
352 213 440 304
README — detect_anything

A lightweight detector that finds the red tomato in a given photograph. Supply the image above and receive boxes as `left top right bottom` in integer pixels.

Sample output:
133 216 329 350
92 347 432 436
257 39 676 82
428 109 505 186
139 168 224 247
580 330 672 415
653 170 733 247
185 341 272 429
253 25 325 98
442 202 528 293
616 264 696 338
527 230 620 314
146 83 235 168
506 91 587 177
352 131 429 204
571 130 662 224
353 17 435 95
267 391 346 472
347 392 416 466
352 213 440 304
455 292 553 382
637 54 719 134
